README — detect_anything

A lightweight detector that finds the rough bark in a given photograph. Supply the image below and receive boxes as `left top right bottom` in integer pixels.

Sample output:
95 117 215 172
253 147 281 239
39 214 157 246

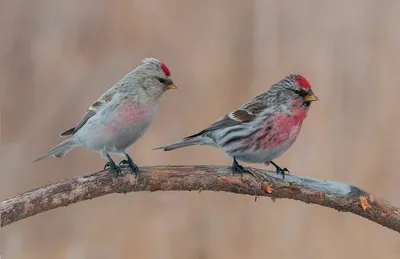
1 165 399 233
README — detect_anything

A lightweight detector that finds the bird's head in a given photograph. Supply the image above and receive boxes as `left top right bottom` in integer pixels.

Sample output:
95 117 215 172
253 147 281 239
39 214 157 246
132 58 177 103
270 74 319 113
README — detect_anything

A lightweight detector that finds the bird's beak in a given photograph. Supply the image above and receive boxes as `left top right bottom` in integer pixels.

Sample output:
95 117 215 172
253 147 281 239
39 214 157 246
167 83 177 90
304 93 319 102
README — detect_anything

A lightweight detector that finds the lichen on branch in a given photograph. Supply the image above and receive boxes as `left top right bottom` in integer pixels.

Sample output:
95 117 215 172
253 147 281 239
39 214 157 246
1 165 399 233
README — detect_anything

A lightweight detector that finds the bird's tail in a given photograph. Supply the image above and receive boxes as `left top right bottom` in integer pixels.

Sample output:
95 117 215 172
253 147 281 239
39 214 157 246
154 135 203 151
33 138 77 162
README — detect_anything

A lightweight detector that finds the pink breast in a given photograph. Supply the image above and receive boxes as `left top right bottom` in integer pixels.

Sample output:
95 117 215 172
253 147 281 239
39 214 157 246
118 100 153 122
251 110 308 150
104 100 154 138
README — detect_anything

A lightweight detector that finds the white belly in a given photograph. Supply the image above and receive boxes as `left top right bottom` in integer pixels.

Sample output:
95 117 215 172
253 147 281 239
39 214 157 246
232 144 290 163
226 130 296 164
74 101 157 154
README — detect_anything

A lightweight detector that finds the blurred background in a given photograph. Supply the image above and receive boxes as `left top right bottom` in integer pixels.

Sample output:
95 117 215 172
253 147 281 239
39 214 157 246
1 0 400 258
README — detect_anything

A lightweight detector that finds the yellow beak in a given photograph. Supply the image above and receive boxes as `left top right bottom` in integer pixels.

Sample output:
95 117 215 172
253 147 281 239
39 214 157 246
167 83 177 89
304 93 319 102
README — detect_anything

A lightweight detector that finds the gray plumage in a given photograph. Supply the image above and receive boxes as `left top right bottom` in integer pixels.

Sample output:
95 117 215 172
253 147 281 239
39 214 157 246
34 58 176 163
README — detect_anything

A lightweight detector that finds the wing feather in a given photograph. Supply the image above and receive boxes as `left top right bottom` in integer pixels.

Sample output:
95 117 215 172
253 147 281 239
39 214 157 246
59 93 114 137
185 93 268 139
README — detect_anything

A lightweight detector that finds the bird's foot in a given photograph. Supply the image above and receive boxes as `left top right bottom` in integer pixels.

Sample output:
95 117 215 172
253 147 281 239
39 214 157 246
104 161 122 177
276 167 290 178
232 159 249 176
119 159 140 174
270 161 289 179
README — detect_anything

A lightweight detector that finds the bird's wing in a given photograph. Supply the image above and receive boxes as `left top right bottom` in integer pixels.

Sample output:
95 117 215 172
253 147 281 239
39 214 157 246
185 93 268 139
60 93 114 137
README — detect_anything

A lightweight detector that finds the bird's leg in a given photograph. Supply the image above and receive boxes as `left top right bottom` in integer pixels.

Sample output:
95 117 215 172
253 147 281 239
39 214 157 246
119 152 140 174
270 161 290 179
104 153 122 176
231 157 249 176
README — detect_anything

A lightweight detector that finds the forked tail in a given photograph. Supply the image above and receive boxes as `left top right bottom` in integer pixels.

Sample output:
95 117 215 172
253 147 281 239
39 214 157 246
33 138 77 162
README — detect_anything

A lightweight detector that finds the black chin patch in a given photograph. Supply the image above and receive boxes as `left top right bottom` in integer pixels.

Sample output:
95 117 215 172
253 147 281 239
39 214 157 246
303 102 311 108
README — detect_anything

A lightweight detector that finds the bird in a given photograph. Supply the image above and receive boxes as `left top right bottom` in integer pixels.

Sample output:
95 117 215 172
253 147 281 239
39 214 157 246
155 74 318 178
34 58 177 175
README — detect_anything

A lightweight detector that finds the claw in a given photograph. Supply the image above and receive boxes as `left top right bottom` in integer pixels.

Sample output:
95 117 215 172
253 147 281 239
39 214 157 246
104 161 122 177
119 159 140 174
118 160 126 166
232 157 249 176
120 153 140 174
270 161 289 179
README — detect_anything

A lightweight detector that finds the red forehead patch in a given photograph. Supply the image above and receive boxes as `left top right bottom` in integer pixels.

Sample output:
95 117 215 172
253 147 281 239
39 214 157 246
160 61 171 77
295 75 311 89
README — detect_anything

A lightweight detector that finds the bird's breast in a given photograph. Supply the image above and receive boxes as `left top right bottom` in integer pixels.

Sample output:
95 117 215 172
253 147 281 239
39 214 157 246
117 99 156 122
103 99 157 139
251 112 305 151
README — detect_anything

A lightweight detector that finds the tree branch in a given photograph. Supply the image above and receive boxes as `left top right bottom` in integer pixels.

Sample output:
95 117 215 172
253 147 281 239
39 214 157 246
1 165 399 232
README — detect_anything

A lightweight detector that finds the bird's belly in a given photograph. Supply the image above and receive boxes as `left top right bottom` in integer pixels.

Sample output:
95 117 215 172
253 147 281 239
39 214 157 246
76 101 156 153
106 119 151 152
232 140 292 163
226 124 300 164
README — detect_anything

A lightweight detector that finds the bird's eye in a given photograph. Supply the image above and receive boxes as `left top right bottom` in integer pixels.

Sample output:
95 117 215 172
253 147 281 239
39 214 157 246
157 78 166 84
294 89 308 97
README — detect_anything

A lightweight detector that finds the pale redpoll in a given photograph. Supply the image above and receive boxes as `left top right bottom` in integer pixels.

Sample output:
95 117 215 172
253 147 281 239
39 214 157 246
156 74 318 177
34 58 176 175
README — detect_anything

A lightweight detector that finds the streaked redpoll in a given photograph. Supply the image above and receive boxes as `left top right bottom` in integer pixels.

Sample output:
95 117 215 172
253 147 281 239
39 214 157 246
34 58 177 175
156 74 318 177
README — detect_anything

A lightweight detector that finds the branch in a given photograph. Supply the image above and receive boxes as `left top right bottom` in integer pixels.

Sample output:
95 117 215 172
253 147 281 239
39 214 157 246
1 165 399 232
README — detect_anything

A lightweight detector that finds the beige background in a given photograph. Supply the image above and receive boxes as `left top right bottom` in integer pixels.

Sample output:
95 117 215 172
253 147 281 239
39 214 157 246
1 0 400 258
